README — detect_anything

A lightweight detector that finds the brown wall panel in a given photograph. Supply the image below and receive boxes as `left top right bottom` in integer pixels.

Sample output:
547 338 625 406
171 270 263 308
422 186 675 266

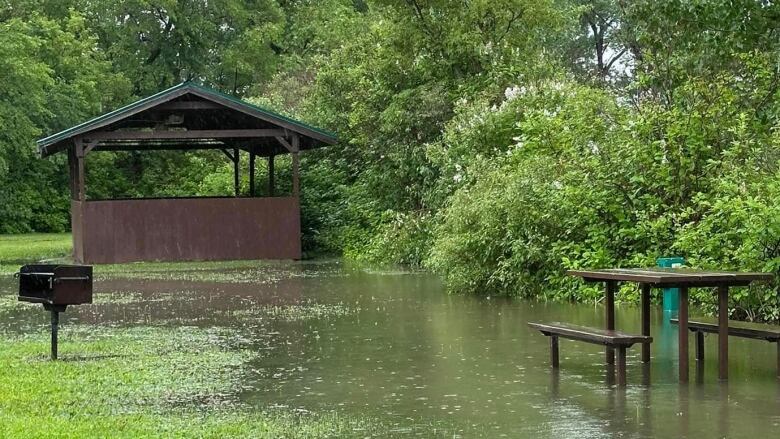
74 197 301 263
71 200 84 262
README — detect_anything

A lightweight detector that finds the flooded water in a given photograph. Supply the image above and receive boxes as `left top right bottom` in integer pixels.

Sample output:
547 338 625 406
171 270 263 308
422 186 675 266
1 260 779 437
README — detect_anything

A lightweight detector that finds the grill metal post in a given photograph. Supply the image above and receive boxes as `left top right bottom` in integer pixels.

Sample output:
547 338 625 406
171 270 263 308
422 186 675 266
51 309 59 361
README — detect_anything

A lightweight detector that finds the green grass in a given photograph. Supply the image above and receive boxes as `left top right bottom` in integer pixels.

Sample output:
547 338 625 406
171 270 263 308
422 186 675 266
0 325 375 438
0 233 72 266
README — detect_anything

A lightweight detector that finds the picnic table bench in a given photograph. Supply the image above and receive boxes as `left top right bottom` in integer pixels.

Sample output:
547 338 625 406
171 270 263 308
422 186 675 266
528 322 652 386
670 317 780 376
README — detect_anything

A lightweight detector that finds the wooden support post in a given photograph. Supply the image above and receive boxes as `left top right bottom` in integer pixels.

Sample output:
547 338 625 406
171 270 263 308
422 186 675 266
606 280 616 365
776 342 779 379
67 146 78 200
617 346 627 387
249 150 256 197
696 331 705 361
268 155 275 197
292 134 300 197
233 147 240 197
641 283 651 362
679 286 689 382
551 336 559 368
718 285 729 380
75 139 86 202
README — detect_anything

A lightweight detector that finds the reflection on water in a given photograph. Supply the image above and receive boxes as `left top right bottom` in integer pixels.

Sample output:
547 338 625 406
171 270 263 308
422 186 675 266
1 260 779 437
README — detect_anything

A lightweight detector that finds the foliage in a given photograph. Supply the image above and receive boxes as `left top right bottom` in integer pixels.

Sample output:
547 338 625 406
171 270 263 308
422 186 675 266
4 0 780 320
80 0 285 95
427 48 780 321
0 9 129 233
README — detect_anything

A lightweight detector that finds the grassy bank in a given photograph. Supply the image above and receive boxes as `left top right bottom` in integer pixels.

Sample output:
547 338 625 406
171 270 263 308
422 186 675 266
0 234 378 438
0 233 71 265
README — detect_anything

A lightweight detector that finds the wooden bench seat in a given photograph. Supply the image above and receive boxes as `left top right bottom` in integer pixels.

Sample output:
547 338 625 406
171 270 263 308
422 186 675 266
671 317 780 376
528 322 652 386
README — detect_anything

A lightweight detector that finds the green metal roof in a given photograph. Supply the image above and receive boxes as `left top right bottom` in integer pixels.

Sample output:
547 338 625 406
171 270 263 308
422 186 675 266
37 81 338 157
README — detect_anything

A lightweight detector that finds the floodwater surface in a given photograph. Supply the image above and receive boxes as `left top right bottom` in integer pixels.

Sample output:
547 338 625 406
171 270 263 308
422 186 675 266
1 260 779 437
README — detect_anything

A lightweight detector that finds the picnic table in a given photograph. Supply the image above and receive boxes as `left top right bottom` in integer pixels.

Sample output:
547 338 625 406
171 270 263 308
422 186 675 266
567 268 773 382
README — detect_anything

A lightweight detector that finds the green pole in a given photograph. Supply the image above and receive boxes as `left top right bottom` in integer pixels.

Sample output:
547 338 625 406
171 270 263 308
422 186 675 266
657 257 685 312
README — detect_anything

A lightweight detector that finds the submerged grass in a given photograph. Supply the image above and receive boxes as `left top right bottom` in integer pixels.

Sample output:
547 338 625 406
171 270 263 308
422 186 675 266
220 302 357 321
0 324 379 438
95 261 346 285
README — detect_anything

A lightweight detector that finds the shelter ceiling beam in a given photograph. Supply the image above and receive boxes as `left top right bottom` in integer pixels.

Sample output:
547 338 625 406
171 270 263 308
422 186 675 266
84 129 285 141
92 144 231 152
155 101 224 110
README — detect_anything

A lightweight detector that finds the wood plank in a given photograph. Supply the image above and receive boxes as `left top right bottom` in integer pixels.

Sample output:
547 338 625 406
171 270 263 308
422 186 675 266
92 143 252 153
85 129 286 141
527 322 652 346
155 101 224 110
670 318 780 341
567 268 772 286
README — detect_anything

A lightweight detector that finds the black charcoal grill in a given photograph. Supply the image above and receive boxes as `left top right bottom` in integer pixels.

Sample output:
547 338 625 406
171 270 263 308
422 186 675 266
16 264 93 360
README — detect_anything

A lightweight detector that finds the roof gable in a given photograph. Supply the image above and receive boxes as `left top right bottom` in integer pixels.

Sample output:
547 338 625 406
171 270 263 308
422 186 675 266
37 82 337 157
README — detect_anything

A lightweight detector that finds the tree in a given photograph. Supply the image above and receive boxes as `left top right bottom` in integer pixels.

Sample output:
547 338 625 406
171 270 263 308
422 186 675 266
80 0 285 95
0 9 129 232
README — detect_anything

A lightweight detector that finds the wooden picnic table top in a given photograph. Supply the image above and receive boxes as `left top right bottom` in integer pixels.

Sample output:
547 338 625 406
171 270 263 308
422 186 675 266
567 268 774 287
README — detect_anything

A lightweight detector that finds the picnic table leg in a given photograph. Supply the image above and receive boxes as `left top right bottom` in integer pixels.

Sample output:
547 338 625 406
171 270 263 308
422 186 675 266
617 346 627 387
606 280 616 365
678 286 689 382
695 331 705 361
641 283 651 362
718 285 729 380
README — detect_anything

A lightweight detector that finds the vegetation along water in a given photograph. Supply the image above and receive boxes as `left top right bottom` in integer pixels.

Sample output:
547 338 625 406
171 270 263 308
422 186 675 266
3 1 780 320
